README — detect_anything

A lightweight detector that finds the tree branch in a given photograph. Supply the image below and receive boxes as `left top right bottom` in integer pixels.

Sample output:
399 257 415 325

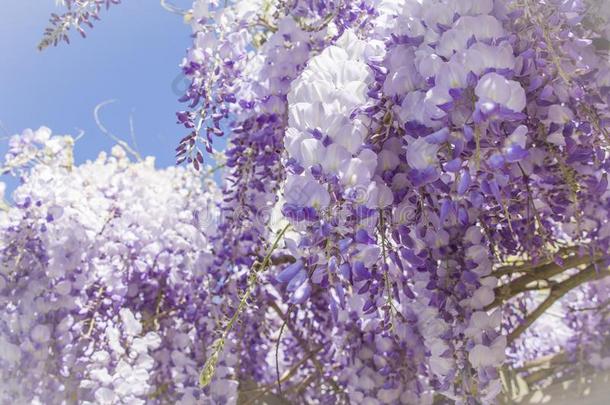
493 246 582 276
514 352 567 373
487 249 600 310
160 0 187 15
238 345 323 405
270 254 296 266
507 264 610 344
268 302 346 400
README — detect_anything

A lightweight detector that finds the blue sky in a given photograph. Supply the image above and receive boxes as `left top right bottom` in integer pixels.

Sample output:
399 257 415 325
1 0 208 192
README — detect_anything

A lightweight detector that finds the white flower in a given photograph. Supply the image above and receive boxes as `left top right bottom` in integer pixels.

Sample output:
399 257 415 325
364 180 394 209
437 28 470 58
119 308 142 337
94 387 116 404
461 42 516 75
424 86 453 123
469 336 506 368
415 46 444 78
284 173 330 209
322 144 351 174
299 138 325 168
465 310 502 341
548 104 574 124
30 324 51 343
429 338 454 376
339 150 377 187
436 60 468 89
449 0 493 15
475 72 527 112
286 29 374 170
288 101 326 133
384 65 420 96
505 125 528 150
377 148 400 172
395 91 436 128
422 3 455 28
454 15 505 41
406 137 439 170
331 120 368 154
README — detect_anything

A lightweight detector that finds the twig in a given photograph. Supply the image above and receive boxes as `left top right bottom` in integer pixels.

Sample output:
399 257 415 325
73 128 86 142
83 286 106 338
568 300 610 313
200 224 291 387
275 306 292 396
269 302 346 400
517 352 570 386
239 346 323 405
514 352 567 373
128 109 142 158
494 246 581 277
487 250 599 310
378 208 397 331
507 264 609 344
160 0 188 15
254 253 296 266
93 100 143 161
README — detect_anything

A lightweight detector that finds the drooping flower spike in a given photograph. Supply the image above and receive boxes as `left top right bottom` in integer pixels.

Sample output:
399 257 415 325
24 0 610 403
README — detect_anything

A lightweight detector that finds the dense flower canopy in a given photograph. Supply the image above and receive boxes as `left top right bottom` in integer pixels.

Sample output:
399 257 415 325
1 128 223 404
2 0 609 404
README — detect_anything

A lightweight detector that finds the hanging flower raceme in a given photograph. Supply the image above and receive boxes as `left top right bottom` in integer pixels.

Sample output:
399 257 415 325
0 128 236 404
31 0 610 403
267 0 609 402
38 0 122 50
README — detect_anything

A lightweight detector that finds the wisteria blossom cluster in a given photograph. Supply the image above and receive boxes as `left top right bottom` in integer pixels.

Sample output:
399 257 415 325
0 128 235 404
20 0 610 403
39 1 122 50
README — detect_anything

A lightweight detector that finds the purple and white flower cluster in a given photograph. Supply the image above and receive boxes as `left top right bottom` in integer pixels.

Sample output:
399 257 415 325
0 128 237 404
24 0 610 403
39 0 122 50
